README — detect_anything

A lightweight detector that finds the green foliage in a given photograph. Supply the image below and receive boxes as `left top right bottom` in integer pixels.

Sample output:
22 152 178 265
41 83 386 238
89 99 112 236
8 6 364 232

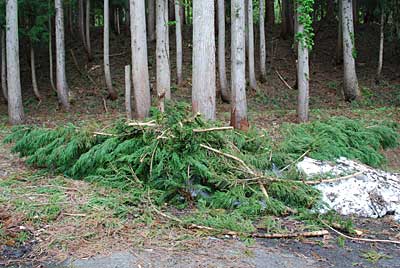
296 0 315 49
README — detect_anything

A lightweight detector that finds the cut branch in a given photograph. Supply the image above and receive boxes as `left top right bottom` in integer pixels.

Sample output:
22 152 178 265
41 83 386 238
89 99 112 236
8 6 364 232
193 126 234 133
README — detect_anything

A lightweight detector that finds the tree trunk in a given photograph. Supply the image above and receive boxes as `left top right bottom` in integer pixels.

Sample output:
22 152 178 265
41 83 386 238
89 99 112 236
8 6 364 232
192 0 216 120
266 0 275 26
48 15 56 92
147 0 156 41
230 0 248 130
175 0 183 85
30 44 41 100
130 0 151 119
259 0 267 81
296 8 309 123
281 0 288 38
6 0 24 124
336 0 343 64
156 0 171 112
341 0 360 101
79 0 87 49
86 0 92 61
104 0 117 100
375 11 384 84
352 0 358 26
116 8 121 35
247 0 257 90
217 0 229 102
327 0 335 20
1 29 7 102
125 65 132 119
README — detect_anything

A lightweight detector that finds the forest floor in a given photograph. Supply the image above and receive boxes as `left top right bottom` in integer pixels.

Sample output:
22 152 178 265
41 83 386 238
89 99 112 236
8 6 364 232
1 22 400 267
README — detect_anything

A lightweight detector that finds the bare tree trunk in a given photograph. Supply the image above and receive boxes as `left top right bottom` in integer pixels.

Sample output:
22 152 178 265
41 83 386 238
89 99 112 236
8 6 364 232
247 0 257 90
281 0 288 38
48 15 56 92
336 0 343 64
104 0 118 100
68 2 73 36
231 0 248 130
192 0 216 120
130 0 151 119
1 29 7 102
125 65 132 119
79 0 87 49
156 0 171 112
375 11 384 84
217 0 229 102
266 0 275 26
55 0 70 109
6 0 24 124
86 0 92 61
341 0 360 101
296 8 309 123
30 44 41 100
259 0 267 81
175 0 183 85
147 0 156 42
352 0 358 26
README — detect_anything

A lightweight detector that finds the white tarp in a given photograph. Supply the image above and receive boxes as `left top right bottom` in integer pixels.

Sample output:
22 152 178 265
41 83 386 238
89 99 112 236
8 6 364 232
297 157 400 221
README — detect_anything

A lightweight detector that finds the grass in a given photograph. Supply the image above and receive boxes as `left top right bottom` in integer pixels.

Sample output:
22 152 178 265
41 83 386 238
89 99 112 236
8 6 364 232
361 250 392 264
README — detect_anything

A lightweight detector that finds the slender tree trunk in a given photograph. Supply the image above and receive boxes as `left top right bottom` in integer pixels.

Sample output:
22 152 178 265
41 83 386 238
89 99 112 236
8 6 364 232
79 0 87 49
375 11 384 84
30 44 41 100
336 0 343 64
175 0 183 85
217 0 229 102
296 8 309 123
266 0 275 26
6 0 24 124
260 0 267 81
281 0 288 38
104 0 117 100
231 0 248 130
116 8 121 35
192 0 216 120
1 29 7 102
55 0 70 109
247 0 257 90
341 0 360 101
48 15 56 92
68 2 73 36
352 0 358 26
130 0 151 119
125 65 132 119
147 0 156 41
86 0 92 61
156 0 171 112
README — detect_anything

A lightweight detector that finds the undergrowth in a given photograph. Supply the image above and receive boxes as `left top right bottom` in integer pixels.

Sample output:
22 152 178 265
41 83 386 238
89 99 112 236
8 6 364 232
4 102 399 233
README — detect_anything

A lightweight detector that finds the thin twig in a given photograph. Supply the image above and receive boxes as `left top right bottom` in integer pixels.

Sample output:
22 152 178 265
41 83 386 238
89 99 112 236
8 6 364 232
276 70 294 90
280 149 311 172
93 131 116 137
304 172 364 185
193 127 234 133
252 230 329 239
127 121 157 127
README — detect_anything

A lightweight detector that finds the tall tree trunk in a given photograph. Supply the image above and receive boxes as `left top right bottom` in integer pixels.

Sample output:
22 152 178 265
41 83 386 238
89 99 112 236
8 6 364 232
247 0 257 90
130 0 151 119
125 65 132 119
352 0 358 26
341 0 360 101
147 0 156 41
49 15 56 92
30 44 41 100
192 0 216 120
336 0 343 64
1 29 7 102
79 0 87 49
104 0 117 100
260 0 267 81
217 0 229 102
281 0 288 38
55 0 70 109
116 8 121 35
175 0 183 85
266 0 275 26
86 0 92 61
375 11 384 84
296 8 309 123
6 0 24 124
156 0 171 112
231 0 248 130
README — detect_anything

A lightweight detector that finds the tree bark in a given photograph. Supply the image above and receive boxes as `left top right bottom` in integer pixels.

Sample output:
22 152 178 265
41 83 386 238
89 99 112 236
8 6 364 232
1 29 7 102
48 15 56 92
147 0 156 41
266 0 275 26
156 0 171 112
259 0 267 81
79 0 87 49
247 0 257 90
6 0 24 124
336 0 343 64
175 0 183 85
30 44 41 100
375 11 384 84
104 0 118 100
341 0 360 101
192 0 216 120
296 8 309 123
86 0 92 61
217 0 229 102
230 0 248 130
125 65 132 119
130 0 151 119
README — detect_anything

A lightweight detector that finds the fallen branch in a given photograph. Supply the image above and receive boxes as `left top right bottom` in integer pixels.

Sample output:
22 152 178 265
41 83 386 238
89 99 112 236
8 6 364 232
127 121 158 127
321 221 400 245
70 49 98 87
276 70 294 90
304 172 364 185
280 149 311 172
193 126 234 133
252 230 329 239
93 131 116 137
